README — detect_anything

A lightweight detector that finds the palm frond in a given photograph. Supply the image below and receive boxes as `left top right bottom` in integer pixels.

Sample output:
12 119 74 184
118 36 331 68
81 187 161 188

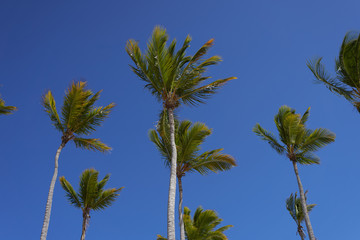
61 81 93 129
73 137 111 153
74 102 115 135
0 96 16 115
307 57 353 100
79 169 99 207
190 149 236 175
42 91 63 132
300 107 310 124
93 187 123 210
156 235 167 240
295 152 320 165
59 176 81 208
300 128 336 153
179 77 236 106
253 123 285 154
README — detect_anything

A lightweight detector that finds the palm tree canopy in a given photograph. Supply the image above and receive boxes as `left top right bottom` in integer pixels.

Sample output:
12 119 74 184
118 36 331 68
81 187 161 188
286 191 316 225
183 206 233 240
42 81 114 152
0 96 16 115
59 169 123 212
253 105 335 165
126 26 236 109
307 32 360 111
149 115 236 177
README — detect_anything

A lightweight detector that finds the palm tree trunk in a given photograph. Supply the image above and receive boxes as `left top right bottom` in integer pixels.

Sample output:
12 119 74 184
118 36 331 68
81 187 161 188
167 108 177 240
40 143 65 240
178 177 185 240
80 211 89 240
292 161 315 240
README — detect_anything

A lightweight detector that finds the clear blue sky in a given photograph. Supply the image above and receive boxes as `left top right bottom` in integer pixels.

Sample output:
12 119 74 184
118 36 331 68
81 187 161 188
1 0 359 239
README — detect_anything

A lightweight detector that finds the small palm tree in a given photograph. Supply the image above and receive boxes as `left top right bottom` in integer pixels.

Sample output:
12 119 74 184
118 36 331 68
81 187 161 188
253 105 335 240
183 206 232 240
126 26 235 240
0 95 16 115
40 81 114 240
307 31 360 111
60 169 123 240
150 116 236 240
286 191 316 240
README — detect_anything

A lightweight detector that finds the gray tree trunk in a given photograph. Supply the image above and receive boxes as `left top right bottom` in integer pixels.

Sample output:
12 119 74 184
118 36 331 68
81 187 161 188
80 211 89 240
167 108 177 240
40 143 65 240
292 161 316 240
178 177 185 240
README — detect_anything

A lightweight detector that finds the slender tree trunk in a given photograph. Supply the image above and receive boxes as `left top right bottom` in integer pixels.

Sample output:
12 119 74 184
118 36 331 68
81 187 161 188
167 108 177 240
178 177 185 240
40 143 65 240
292 161 316 240
80 211 89 240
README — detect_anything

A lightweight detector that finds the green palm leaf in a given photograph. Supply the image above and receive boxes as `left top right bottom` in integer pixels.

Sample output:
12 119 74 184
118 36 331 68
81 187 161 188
73 137 111 152
0 96 16 115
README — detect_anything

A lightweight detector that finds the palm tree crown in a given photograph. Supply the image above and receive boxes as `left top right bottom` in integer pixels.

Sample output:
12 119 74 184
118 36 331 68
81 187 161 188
0 95 16 115
253 105 335 165
286 191 316 239
60 169 123 240
126 26 236 110
307 31 360 111
183 206 233 240
60 168 123 212
149 117 236 178
42 81 114 150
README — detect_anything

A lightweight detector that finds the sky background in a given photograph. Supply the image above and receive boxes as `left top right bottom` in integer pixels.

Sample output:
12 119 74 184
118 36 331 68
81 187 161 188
1 0 359 239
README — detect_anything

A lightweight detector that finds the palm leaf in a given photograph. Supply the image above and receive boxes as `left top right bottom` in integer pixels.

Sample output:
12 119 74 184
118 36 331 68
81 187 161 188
42 91 63 132
59 176 81 208
73 137 111 153
253 123 285 154
307 57 353 100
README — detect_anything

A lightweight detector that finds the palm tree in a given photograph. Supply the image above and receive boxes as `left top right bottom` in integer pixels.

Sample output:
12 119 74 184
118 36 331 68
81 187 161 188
0 95 16 115
149 117 236 240
307 32 360 111
183 206 232 240
286 191 316 240
60 168 123 240
126 26 236 240
253 105 335 240
40 81 114 240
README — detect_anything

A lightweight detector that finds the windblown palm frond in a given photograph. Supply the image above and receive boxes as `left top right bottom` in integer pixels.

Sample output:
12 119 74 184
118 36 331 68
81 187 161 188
126 26 236 109
0 96 16 115
307 32 360 111
253 105 335 165
183 206 232 240
42 81 114 151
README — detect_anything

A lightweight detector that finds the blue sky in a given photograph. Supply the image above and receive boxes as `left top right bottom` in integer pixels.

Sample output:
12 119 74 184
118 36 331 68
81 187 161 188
1 0 360 239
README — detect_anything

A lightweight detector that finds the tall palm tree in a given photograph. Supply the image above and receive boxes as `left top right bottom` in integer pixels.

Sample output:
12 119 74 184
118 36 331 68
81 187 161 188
307 32 360 111
253 105 335 240
59 169 123 240
183 206 233 240
149 117 236 240
126 26 236 240
40 81 114 240
286 191 316 240
0 95 16 115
